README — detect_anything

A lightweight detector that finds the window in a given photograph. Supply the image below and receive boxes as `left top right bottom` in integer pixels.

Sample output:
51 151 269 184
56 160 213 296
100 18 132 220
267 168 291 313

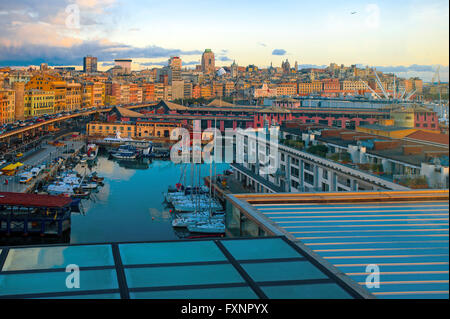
304 172 314 185
304 162 312 172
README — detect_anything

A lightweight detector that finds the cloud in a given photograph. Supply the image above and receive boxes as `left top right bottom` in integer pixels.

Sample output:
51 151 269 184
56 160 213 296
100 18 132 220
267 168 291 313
101 61 115 66
0 40 203 66
138 60 199 68
373 64 437 73
183 61 200 66
217 56 232 62
298 64 328 69
272 49 286 56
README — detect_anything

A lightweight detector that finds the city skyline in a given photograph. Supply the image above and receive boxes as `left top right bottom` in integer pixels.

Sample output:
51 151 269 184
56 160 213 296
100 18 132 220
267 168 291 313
0 0 449 81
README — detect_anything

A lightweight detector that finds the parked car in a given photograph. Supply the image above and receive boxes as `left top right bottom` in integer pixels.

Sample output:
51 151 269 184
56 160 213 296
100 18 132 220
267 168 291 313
19 172 33 184
30 167 41 178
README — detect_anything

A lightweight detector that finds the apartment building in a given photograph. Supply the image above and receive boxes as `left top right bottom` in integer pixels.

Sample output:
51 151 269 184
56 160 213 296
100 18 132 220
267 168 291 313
24 89 55 117
276 82 297 96
0 89 15 124
298 81 323 95
65 83 82 111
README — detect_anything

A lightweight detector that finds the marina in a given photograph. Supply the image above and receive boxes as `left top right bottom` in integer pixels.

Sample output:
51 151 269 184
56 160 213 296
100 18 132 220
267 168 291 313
67 151 229 244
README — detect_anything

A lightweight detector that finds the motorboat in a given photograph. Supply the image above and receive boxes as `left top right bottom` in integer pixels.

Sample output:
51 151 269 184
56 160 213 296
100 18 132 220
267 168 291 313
172 213 224 228
47 182 76 196
173 197 223 212
110 144 139 160
86 144 99 160
80 182 98 190
187 220 226 234
102 131 153 150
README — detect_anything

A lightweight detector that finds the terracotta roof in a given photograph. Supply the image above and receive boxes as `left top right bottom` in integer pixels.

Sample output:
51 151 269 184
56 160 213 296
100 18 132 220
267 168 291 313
0 192 72 208
405 130 449 146
113 106 145 118
207 98 237 107
158 100 189 111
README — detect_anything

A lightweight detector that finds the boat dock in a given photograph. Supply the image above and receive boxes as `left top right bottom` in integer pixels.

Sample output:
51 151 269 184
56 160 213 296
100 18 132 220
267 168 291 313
0 192 72 242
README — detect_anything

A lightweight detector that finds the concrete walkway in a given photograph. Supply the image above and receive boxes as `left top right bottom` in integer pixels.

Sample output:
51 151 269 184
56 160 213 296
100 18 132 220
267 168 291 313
0 140 84 193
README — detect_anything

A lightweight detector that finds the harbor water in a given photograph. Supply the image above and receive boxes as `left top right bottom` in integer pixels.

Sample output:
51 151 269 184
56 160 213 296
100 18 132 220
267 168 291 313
70 153 229 244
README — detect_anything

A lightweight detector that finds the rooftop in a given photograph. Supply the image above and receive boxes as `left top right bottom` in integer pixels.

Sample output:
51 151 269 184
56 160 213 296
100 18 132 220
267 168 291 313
0 237 369 299
0 192 72 209
358 124 412 132
226 190 449 299
405 130 449 147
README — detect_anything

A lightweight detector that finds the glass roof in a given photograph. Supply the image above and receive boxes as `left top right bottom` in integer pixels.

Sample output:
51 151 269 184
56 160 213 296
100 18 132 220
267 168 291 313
0 237 363 299
254 201 449 299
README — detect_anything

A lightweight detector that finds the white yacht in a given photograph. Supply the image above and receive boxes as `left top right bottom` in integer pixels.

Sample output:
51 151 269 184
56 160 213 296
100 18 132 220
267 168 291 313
86 144 99 160
187 220 226 234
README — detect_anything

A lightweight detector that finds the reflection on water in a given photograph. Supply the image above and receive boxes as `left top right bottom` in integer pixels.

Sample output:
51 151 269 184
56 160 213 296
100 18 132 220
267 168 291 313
70 154 229 244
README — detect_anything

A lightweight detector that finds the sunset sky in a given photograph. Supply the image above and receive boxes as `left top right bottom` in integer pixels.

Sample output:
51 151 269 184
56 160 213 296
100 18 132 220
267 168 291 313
0 0 448 81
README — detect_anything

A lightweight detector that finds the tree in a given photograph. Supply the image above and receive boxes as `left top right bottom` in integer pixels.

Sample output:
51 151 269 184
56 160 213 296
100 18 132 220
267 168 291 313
307 145 328 157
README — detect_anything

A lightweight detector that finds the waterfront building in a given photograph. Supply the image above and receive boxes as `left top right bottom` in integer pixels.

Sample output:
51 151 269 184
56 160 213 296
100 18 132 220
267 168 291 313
65 83 82 111
390 105 439 130
83 82 104 108
52 80 67 112
231 122 448 193
86 119 182 139
24 89 55 117
0 89 15 124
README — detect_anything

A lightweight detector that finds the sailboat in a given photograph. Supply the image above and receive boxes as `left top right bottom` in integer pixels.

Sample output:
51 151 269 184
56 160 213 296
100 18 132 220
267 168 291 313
186 118 226 235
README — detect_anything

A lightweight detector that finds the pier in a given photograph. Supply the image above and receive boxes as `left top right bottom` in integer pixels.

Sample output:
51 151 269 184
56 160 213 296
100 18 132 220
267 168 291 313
0 192 72 239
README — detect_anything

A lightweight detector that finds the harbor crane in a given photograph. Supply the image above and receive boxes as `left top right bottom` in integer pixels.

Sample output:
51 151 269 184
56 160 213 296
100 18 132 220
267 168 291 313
432 65 442 105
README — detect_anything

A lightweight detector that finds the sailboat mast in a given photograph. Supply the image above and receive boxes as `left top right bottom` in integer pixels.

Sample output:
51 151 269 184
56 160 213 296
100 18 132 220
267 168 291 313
213 118 217 200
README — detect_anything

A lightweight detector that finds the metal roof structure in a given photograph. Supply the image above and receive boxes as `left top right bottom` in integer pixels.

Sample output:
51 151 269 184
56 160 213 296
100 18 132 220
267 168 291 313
0 237 371 299
226 190 449 299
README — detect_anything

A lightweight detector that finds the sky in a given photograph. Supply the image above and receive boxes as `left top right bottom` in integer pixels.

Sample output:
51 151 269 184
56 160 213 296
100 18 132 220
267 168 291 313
0 0 448 81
